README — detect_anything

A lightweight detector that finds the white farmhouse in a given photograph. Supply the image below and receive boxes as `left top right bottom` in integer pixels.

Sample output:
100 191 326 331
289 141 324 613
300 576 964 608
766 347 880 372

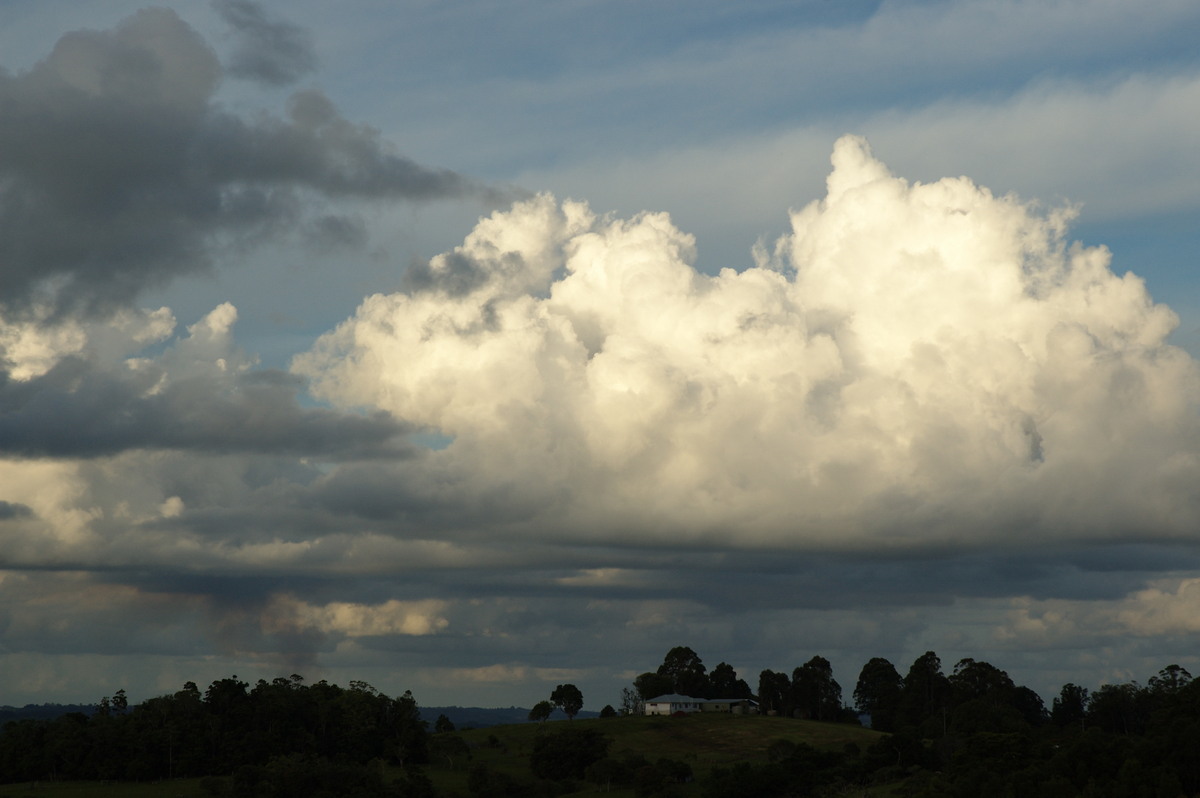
644 694 758 715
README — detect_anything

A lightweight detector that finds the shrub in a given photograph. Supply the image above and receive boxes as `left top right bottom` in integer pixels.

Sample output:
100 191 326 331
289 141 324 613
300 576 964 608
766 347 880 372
529 727 610 780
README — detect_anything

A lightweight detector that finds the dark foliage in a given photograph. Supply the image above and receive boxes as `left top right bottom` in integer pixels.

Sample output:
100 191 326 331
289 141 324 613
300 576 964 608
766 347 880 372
633 757 692 797
467 760 564 798
0 675 428 784
669 645 1200 798
231 754 394 798
9 649 1200 797
708 662 753 700
854 657 904 732
790 656 842 721
703 739 859 797
757 669 790 717
528 700 554 723
656 646 710 698
898 650 951 734
529 726 610 780
703 761 791 798
428 732 471 771
549 683 584 720
634 671 675 702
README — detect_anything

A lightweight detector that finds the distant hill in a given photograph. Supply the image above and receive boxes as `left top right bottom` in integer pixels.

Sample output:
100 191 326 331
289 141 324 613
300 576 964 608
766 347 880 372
1 702 599 731
0 703 95 725
0 703 600 730
419 705 599 729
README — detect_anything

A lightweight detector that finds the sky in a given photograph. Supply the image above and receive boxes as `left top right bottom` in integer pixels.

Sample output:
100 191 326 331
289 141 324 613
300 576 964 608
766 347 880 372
1 0 1200 712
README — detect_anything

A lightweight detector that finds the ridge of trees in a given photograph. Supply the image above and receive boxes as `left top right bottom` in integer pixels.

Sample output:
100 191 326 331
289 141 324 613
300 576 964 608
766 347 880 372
628 646 1200 797
0 674 428 787
630 646 754 709
5 653 1200 796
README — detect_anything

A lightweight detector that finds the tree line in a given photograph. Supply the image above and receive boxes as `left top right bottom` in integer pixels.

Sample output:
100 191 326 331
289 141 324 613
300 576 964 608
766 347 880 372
0 674 431 795
625 646 1200 797
627 645 849 721
625 645 1048 727
4 652 1200 796
625 646 755 714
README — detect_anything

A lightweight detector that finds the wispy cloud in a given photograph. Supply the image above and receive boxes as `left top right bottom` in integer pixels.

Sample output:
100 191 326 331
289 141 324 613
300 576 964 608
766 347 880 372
213 0 318 86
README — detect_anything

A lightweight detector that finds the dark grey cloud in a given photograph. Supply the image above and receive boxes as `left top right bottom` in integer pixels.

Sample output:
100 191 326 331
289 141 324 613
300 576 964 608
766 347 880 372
203 90 477 199
304 214 369 251
213 0 318 86
0 358 414 460
0 500 32 520
309 458 544 528
402 252 495 297
0 8 482 319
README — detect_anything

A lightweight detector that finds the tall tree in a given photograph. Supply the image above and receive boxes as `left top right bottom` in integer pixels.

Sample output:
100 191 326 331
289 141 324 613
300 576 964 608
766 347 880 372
1087 682 1147 736
386 689 429 767
854 657 903 732
634 672 675 701
528 700 554 723
949 658 1015 706
620 685 645 716
550 684 584 720
709 662 753 699
791 656 842 721
899 651 951 734
1010 685 1048 727
1050 683 1090 729
202 676 252 767
657 646 710 697
1149 664 1193 695
758 669 790 717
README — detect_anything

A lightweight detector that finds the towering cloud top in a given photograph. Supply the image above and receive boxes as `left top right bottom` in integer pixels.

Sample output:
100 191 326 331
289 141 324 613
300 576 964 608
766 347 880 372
296 136 1200 549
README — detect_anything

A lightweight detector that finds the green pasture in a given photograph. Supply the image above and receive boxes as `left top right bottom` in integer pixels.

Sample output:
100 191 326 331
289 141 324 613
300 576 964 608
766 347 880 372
0 781 208 798
426 712 887 797
0 713 893 798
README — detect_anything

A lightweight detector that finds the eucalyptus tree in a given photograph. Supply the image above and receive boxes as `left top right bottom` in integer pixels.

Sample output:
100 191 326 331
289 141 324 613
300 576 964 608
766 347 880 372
854 657 903 732
550 683 584 720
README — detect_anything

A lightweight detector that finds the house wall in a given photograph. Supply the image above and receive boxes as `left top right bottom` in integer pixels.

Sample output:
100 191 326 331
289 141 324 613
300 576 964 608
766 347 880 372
647 699 758 715
645 700 702 715
701 700 757 715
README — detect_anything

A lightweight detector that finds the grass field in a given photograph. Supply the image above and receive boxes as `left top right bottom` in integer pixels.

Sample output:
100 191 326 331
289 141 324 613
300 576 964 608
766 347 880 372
0 781 209 798
426 712 888 797
0 713 891 798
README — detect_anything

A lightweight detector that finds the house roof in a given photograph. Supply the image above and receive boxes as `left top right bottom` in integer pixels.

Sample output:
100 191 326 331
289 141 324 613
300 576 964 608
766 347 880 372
646 694 758 704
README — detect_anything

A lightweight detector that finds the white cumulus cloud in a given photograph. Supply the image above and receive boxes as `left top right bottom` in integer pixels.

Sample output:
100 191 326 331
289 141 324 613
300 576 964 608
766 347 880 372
295 135 1200 550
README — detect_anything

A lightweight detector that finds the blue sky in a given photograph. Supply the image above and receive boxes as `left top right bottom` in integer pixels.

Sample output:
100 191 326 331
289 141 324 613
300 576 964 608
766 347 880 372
1 0 1199 712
